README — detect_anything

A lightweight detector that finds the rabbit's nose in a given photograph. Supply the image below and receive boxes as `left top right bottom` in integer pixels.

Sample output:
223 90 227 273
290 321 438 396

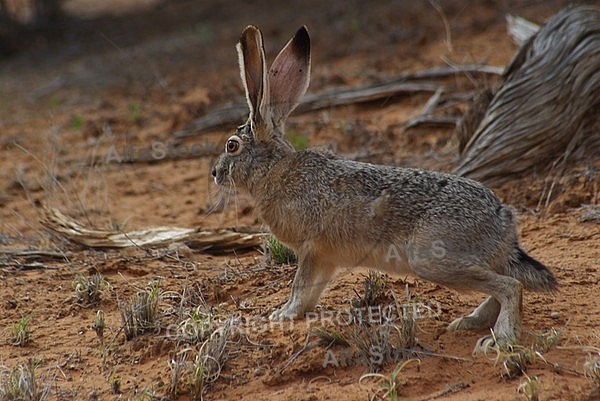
211 167 217 177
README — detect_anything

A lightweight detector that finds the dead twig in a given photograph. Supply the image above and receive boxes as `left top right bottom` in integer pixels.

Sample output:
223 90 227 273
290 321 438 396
405 115 459 129
0 250 69 260
405 88 460 129
416 382 469 401
1 262 57 272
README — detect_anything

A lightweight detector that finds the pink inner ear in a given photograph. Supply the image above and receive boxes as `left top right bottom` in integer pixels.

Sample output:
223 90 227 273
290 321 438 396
267 26 311 125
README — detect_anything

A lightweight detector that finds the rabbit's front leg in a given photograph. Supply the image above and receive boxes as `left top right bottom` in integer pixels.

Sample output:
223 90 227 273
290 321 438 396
269 253 335 321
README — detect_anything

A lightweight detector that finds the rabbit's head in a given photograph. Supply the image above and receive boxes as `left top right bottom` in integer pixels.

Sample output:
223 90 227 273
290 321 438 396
211 26 311 194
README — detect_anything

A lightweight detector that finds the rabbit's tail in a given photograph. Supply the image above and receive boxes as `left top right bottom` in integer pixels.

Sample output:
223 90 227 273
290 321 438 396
506 246 557 292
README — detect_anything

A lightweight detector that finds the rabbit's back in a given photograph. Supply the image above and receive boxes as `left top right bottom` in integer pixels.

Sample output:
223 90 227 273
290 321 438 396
256 150 514 269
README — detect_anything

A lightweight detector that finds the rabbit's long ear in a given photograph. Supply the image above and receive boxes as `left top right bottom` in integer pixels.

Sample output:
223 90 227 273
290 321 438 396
267 26 311 128
237 26 269 124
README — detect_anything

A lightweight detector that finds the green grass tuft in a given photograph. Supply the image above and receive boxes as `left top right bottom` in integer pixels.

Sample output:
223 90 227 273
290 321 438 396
265 235 297 265
8 313 32 347
71 115 84 130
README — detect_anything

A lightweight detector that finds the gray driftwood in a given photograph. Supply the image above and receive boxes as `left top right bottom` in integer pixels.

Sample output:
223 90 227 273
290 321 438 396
41 207 266 253
455 6 600 186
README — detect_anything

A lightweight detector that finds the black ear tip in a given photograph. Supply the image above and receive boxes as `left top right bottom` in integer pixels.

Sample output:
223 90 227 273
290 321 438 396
294 25 311 55
297 26 310 41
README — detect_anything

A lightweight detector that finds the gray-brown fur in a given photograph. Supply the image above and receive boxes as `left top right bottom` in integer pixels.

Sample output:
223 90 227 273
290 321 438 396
212 25 556 353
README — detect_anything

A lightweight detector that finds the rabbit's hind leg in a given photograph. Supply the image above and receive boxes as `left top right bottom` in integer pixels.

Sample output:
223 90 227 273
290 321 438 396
447 296 500 331
411 260 522 354
475 277 523 355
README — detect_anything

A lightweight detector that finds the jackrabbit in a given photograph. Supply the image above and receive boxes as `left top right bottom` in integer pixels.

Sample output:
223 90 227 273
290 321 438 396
211 25 557 353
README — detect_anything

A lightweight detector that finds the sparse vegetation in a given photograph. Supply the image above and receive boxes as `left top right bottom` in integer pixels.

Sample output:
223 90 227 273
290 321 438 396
170 317 241 400
177 304 223 344
0 359 51 401
312 326 350 347
128 102 142 124
190 320 238 399
517 375 540 401
584 349 600 398
70 115 84 130
108 368 122 395
8 313 32 347
494 342 539 379
313 286 420 373
119 282 162 340
91 310 109 367
352 270 389 308
91 310 105 342
73 272 108 307
359 359 418 401
532 327 562 353
492 327 563 379
264 235 297 265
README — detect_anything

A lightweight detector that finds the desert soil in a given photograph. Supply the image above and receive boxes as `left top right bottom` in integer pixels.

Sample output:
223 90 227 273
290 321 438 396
1 1 599 400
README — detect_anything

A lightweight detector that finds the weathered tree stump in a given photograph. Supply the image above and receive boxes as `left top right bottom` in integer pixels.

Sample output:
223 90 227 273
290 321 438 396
454 6 600 187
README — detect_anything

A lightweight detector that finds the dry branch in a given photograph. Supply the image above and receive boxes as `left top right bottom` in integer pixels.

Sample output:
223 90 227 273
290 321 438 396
41 207 266 253
455 6 600 187
173 65 502 138
405 88 460 129
405 115 459 130
0 250 68 259
1 262 56 272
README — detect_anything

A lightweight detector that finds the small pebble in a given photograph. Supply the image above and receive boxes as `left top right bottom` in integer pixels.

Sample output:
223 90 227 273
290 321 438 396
550 311 561 319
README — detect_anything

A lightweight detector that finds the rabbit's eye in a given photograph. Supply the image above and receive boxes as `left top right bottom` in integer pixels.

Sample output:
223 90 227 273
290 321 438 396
225 137 242 154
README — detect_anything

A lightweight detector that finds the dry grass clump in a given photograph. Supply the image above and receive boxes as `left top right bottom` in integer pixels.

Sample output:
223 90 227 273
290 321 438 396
0 359 51 401
73 272 109 307
493 328 563 379
584 347 600 398
119 282 162 340
169 317 242 400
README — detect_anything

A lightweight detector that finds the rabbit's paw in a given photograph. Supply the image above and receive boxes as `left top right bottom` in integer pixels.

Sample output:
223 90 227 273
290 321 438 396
447 315 492 331
269 303 300 321
447 316 470 331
